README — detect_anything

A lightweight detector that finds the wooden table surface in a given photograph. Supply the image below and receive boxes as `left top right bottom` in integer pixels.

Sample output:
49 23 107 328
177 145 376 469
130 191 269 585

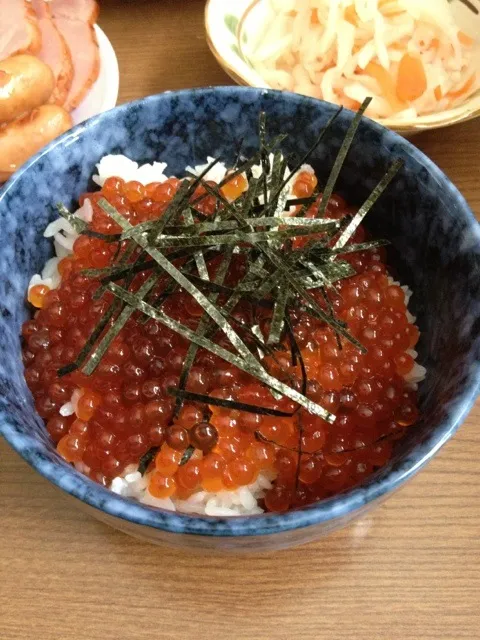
1 2 479 639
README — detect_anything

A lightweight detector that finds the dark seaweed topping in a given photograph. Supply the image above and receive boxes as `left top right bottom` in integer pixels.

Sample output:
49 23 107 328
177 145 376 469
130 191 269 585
168 388 294 417
57 103 402 430
179 445 195 466
138 446 159 475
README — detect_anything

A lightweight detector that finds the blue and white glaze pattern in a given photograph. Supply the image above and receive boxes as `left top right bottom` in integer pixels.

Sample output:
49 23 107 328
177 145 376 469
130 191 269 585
1 87 479 551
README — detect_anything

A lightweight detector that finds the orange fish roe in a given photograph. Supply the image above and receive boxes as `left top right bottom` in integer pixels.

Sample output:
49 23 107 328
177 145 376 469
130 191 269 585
28 284 50 308
293 170 318 198
76 389 102 421
22 171 422 513
220 173 248 201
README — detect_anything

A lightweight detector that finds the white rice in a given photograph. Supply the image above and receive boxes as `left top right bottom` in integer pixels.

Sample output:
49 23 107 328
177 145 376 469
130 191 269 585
185 156 229 185
93 156 169 187
110 464 273 516
31 153 426 516
59 387 83 418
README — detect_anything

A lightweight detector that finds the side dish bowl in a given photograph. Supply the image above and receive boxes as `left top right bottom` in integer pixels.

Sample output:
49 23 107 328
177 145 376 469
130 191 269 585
205 0 480 136
0 87 479 552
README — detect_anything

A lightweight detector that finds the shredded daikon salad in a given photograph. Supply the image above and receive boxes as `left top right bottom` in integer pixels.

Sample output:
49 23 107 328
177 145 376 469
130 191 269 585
245 0 478 119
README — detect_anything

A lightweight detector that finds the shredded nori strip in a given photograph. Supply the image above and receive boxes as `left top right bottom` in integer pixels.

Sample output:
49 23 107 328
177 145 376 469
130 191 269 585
317 98 371 218
100 200 267 374
169 216 339 233
267 284 289 345
82 229 121 243
187 174 361 349
269 106 343 205
55 203 87 234
83 274 158 375
57 298 121 377
332 160 403 251
138 447 159 475
285 313 308 396
168 388 294 417
174 247 233 417
150 225 336 249
179 445 195 466
107 282 335 421
183 207 209 281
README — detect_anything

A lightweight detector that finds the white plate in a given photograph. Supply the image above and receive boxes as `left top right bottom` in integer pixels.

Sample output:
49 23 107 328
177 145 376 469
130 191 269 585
71 25 119 125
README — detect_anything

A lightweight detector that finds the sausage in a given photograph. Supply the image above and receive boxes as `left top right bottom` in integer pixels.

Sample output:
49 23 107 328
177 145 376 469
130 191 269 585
0 55 55 124
0 105 72 181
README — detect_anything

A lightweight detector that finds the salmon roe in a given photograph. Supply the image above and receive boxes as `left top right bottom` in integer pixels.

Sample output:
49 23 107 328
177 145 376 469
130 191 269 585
22 172 421 513
221 172 248 201
28 284 50 308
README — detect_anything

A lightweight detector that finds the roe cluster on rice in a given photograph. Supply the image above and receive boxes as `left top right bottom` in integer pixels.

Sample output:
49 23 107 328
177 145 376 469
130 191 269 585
22 113 426 516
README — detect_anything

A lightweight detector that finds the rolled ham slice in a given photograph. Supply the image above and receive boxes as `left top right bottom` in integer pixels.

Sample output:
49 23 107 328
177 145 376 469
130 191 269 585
29 0 74 106
49 0 99 24
0 0 42 60
51 0 100 111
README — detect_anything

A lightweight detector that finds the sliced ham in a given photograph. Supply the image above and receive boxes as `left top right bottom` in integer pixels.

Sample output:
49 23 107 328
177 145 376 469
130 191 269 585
29 0 74 106
50 0 99 25
52 16 99 111
0 0 42 60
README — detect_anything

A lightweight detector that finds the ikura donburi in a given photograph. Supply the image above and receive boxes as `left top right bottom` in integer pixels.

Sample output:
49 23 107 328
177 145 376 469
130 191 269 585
22 157 424 516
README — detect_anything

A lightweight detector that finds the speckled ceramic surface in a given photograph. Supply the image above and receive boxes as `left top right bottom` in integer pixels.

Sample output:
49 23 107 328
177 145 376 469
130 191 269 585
1 87 479 552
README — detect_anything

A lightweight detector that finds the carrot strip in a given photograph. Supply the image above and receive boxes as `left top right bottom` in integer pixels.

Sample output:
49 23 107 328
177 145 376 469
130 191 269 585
458 31 474 47
344 6 357 25
379 0 404 17
434 85 442 101
396 54 427 102
448 73 477 99
311 8 320 25
338 96 361 110
364 61 407 113
390 38 409 52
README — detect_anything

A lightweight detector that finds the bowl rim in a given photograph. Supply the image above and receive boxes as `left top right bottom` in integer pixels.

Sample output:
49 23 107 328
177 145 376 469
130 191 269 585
204 0 480 134
1 86 479 538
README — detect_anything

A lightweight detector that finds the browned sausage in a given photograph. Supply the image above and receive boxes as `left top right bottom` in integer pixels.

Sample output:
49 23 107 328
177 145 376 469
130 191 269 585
0 55 55 123
0 105 72 181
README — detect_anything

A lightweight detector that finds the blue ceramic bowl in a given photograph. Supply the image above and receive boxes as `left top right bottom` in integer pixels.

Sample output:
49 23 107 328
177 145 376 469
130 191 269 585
1 87 479 552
